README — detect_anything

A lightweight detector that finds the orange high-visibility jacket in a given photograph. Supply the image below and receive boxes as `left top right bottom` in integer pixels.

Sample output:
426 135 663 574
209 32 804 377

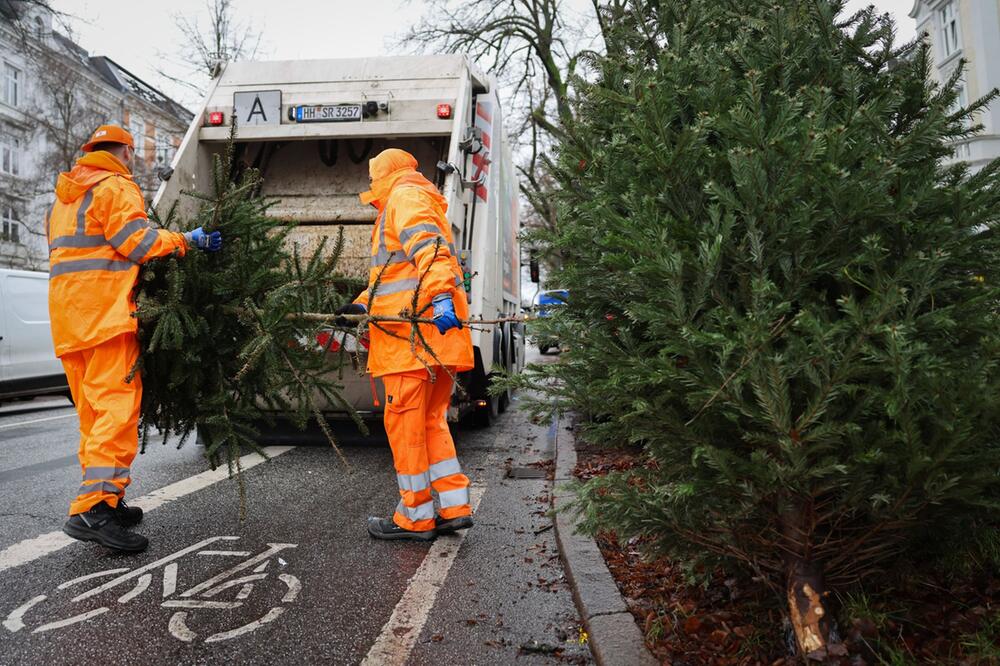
355 150 474 377
48 151 188 357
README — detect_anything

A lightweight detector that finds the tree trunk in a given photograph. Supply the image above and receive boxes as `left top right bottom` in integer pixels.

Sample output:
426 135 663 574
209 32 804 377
786 559 834 661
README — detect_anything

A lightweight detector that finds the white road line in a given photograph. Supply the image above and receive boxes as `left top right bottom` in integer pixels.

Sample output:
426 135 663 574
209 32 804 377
361 484 486 666
0 413 75 430
0 446 295 577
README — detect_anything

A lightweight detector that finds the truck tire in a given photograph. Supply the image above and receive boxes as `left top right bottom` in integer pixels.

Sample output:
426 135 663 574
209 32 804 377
473 391 500 428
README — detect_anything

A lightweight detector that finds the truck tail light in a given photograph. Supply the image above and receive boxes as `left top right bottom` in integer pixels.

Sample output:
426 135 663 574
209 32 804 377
208 111 224 126
436 103 452 119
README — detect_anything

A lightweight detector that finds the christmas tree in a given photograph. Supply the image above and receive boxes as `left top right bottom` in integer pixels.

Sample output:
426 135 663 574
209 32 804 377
134 123 365 488
519 0 1000 656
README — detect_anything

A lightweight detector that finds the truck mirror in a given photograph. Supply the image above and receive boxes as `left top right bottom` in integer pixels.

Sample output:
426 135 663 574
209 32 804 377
529 257 540 284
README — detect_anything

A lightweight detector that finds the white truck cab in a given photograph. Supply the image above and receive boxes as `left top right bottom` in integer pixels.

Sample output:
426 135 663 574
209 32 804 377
155 55 524 425
0 269 68 403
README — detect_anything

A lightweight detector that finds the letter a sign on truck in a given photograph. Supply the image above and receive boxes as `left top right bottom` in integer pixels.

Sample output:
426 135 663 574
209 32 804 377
234 90 281 126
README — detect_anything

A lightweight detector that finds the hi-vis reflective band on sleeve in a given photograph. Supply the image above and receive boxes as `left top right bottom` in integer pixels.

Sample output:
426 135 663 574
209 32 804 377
49 259 136 278
406 236 448 260
108 218 150 249
126 228 158 262
398 223 441 245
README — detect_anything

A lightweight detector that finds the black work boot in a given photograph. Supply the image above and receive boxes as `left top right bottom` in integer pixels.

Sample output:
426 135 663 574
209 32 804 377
366 517 436 542
436 515 474 535
63 501 148 553
115 499 143 528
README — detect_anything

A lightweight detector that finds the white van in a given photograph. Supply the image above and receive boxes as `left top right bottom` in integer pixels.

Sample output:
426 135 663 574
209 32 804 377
0 269 68 403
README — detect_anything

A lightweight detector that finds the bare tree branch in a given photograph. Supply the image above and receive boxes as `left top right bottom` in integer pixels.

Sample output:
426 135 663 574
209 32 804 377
155 0 264 101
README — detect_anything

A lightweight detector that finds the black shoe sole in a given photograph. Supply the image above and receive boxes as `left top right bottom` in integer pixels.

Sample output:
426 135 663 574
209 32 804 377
367 523 437 542
63 521 148 553
436 516 474 534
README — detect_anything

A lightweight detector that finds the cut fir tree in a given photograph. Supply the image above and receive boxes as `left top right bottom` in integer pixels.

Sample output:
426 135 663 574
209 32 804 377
133 122 365 491
515 0 1000 659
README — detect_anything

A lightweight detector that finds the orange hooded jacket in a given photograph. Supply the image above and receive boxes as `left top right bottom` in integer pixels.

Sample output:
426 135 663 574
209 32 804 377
355 149 473 377
47 151 188 357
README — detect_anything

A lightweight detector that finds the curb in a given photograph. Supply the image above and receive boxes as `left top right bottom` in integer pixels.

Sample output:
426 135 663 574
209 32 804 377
552 414 659 666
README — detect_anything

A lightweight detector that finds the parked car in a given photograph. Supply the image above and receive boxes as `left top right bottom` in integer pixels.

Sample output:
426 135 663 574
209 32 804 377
0 268 69 404
534 289 568 354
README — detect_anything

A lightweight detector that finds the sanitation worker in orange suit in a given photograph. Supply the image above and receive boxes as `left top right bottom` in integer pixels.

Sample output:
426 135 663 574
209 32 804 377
49 125 222 553
335 148 475 541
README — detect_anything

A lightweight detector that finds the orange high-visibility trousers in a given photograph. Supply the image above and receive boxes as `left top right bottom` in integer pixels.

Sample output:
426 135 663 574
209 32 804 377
383 367 472 531
61 332 141 515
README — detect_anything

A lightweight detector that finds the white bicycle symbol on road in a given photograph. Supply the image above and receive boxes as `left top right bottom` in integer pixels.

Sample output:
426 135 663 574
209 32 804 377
3 536 300 644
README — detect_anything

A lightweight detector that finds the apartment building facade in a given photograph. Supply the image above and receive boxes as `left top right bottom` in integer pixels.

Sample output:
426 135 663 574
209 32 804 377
910 0 1000 172
0 2 192 270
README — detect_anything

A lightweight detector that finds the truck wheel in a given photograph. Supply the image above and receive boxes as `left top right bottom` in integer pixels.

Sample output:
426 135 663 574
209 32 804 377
538 345 549 355
472 382 500 428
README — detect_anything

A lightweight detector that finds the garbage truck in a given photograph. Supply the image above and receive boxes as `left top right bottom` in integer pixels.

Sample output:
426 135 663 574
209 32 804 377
153 55 524 426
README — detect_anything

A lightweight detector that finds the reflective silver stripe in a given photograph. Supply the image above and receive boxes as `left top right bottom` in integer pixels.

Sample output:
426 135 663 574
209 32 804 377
374 277 419 296
399 223 441 245
406 235 447 259
49 234 108 250
75 189 93 235
78 480 121 495
397 471 431 493
109 218 150 249
395 498 435 522
429 457 462 481
83 466 130 481
127 228 158 262
50 259 135 278
371 248 408 268
437 487 470 509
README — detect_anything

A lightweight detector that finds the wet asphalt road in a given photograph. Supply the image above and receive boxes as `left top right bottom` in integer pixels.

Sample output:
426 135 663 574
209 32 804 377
0 349 592 665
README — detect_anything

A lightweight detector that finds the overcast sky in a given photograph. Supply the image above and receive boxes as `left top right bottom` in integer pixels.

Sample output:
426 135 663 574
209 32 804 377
49 0 920 111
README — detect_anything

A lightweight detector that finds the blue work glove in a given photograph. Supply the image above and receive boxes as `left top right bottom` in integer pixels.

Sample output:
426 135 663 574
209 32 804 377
334 303 367 327
432 294 462 335
184 227 223 252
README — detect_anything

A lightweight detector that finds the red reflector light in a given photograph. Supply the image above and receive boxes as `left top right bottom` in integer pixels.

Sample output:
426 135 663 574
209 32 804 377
436 103 452 119
208 111 224 126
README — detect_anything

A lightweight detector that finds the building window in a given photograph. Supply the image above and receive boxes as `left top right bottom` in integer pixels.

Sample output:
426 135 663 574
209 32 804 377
155 130 172 165
1 136 20 175
939 1 961 59
2 63 20 107
1 205 19 244
129 115 144 159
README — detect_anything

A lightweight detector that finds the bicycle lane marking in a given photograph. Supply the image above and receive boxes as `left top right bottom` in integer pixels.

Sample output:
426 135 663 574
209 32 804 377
361 483 486 666
0 446 295 576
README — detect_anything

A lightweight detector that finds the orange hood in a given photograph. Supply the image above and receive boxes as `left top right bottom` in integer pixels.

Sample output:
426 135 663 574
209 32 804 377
55 151 132 204
360 148 446 211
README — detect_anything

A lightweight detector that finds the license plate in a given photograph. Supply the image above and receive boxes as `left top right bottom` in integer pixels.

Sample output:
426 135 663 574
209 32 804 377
294 104 362 123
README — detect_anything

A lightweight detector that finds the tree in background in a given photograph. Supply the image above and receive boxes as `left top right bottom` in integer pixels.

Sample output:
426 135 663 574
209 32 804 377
403 0 626 270
515 0 1000 657
156 0 263 103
